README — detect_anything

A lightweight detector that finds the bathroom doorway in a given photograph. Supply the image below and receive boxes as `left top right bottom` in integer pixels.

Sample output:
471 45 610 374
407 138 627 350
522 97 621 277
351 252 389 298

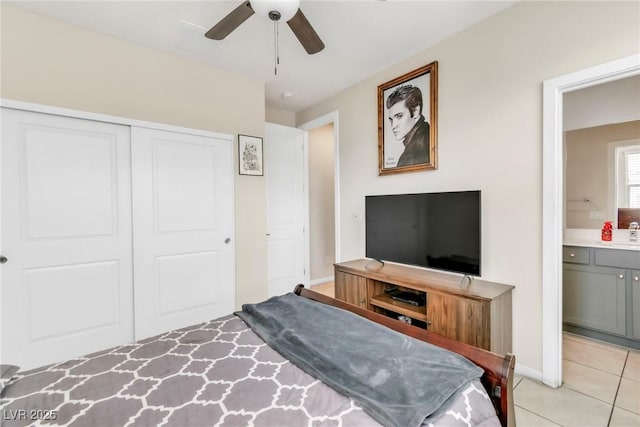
542 55 640 388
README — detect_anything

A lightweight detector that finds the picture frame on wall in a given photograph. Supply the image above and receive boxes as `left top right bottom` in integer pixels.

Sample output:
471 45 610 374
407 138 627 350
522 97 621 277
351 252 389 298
378 61 438 175
238 134 263 176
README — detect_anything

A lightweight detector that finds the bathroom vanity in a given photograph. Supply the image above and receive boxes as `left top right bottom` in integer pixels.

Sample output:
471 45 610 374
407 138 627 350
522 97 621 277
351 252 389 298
563 233 640 349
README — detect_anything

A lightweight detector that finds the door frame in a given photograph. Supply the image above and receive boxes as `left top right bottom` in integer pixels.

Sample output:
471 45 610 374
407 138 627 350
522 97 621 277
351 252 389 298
0 99 233 140
541 54 640 388
299 111 341 265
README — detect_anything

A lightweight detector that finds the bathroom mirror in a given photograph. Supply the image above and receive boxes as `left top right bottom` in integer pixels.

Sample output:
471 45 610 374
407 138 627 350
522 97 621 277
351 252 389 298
564 76 640 229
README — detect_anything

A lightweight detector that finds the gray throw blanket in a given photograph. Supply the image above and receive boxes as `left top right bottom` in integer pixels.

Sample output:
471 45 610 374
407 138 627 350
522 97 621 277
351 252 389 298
236 293 483 427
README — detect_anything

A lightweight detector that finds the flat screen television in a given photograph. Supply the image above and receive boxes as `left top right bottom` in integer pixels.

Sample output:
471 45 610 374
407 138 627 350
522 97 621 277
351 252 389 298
365 191 481 276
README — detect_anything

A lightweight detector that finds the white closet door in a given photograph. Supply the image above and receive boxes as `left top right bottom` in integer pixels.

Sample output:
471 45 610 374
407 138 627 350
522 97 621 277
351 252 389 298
131 127 235 340
1 108 134 370
265 123 307 297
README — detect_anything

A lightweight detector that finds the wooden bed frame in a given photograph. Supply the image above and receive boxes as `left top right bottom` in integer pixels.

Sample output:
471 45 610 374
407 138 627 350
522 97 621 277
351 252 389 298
294 284 515 427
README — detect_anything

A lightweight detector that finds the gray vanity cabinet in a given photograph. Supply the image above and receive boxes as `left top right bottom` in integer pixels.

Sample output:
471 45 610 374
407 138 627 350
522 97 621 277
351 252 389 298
633 270 640 340
563 264 626 335
563 245 640 348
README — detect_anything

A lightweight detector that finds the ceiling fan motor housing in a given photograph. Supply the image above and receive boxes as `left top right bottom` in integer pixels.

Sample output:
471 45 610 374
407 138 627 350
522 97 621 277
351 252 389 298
268 10 282 21
251 0 299 22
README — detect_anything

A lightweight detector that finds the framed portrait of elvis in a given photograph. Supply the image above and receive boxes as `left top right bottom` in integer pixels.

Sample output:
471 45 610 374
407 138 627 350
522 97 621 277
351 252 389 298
377 61 438 175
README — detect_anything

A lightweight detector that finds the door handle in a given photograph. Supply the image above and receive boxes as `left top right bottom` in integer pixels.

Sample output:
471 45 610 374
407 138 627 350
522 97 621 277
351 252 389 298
0 255 7 264
224 238 231 244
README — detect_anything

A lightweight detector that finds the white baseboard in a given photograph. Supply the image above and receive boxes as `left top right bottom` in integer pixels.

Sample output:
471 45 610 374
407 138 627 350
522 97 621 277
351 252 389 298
515 363 543 383
310 276 334 286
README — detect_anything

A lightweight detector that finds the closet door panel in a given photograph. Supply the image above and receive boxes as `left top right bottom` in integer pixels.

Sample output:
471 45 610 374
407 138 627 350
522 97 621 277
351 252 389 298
1 108 134 370
131 127 235 340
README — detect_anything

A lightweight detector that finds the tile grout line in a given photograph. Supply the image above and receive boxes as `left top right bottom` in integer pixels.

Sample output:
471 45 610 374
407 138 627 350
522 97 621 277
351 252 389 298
560 376 621 407
514 404 562 426
564 336 631 351
563 357 626 380
563 344 628 377
607 351 629 426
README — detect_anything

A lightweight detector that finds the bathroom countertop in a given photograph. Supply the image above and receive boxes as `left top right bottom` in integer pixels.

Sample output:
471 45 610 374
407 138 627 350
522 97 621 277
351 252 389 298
564 239 640 251
564 229 640 251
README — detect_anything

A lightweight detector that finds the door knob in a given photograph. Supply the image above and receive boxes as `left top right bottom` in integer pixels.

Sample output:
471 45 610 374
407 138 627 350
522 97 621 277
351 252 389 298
0 255 7 264
224 238 231 244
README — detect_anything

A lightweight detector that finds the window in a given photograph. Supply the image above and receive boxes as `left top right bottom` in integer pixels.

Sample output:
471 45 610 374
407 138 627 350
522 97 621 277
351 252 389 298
618 145 640 208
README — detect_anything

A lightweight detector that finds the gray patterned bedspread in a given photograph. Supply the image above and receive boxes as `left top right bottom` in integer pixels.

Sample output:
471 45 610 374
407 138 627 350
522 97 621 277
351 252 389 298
1 315 500 427
238 293 486 427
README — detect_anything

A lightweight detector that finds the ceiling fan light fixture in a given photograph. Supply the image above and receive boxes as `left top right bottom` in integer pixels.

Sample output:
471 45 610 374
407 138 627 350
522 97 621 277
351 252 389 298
251 0 300 22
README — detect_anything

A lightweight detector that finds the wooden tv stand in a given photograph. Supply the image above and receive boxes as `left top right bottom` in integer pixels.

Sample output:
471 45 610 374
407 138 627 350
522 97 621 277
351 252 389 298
334 259 514 354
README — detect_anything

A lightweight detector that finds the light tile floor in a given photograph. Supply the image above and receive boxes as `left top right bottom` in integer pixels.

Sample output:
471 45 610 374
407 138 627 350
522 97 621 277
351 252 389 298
515 332 640 427
309 282 640 426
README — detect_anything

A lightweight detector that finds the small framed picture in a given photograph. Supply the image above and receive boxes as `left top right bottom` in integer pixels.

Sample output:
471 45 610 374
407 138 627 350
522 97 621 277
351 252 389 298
378 61 438 175
238 134 263 176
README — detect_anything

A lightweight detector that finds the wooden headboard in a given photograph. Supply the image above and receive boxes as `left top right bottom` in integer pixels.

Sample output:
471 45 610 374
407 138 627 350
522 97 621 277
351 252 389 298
294 284 515 427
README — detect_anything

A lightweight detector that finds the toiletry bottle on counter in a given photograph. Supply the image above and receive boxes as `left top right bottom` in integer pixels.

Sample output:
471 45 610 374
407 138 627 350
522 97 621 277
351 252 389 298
601 221 613 241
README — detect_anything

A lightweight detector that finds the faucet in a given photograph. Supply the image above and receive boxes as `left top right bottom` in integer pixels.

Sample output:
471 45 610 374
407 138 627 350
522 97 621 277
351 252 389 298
630 222 639 242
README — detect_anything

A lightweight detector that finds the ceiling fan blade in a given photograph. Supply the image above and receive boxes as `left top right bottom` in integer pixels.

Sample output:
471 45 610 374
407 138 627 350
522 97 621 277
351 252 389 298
205 1 254 40
287 8 325 55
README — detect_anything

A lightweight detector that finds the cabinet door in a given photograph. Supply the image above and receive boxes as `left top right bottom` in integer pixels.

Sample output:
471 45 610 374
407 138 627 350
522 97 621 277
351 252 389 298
563 264 626 336
428 293 490 350
335 270 367 308
632 270 640 340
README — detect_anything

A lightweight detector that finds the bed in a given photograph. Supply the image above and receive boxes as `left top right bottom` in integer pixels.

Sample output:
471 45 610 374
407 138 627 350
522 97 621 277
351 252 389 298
1 285 515 427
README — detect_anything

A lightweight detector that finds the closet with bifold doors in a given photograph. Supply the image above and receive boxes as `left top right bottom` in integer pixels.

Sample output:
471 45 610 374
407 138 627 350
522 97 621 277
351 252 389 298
1 105 235 370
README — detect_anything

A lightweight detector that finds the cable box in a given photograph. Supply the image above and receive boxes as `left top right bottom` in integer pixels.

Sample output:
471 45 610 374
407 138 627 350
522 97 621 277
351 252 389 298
390 291 426 307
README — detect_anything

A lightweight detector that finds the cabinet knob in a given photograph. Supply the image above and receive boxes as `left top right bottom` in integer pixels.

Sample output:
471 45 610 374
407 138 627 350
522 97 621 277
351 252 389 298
569 253 576 258
619 274 625 279
634 276 639 281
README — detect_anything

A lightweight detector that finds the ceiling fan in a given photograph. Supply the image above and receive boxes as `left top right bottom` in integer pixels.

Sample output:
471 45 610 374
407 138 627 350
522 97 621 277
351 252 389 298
204 0 324 55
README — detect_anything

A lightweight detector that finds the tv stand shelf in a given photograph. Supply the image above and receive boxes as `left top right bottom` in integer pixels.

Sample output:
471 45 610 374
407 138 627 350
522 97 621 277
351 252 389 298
369 293 429 322
334 259 514 354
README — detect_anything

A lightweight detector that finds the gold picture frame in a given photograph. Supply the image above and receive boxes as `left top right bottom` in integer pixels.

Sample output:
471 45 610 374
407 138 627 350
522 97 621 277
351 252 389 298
378 61 438 175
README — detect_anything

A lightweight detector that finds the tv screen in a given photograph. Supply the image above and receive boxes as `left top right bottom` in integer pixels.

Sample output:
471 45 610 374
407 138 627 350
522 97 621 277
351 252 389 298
365 191 481 276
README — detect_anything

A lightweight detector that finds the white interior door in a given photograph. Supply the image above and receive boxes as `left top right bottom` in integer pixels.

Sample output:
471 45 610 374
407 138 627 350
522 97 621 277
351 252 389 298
1 108 134 370
265 123 308 296
131 127 235 340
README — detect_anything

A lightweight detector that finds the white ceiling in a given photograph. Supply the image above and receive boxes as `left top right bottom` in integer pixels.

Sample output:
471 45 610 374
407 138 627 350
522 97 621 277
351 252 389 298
9 0 518 113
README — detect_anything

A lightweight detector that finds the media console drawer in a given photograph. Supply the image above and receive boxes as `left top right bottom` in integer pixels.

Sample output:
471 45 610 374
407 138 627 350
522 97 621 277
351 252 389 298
334 259 514 354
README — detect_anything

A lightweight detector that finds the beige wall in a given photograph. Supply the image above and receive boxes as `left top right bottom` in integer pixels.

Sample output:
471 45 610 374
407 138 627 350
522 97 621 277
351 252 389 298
297 1 640 372
308 124 335 281
565 121 640 229
0 4 269 308
266 107 296 127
